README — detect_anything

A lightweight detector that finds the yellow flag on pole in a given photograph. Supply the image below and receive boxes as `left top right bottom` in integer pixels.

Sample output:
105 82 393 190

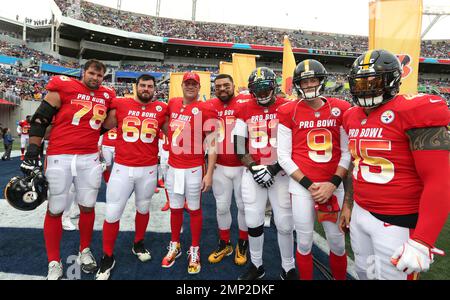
370 0 423 94
169 71 211 101
219 61 234 77
196 71 211 101
232 53 257 93
281 35 297 98
169 72 184 100
369 0 376 50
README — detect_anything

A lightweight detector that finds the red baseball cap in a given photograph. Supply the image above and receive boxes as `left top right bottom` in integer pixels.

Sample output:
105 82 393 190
182 72 200 84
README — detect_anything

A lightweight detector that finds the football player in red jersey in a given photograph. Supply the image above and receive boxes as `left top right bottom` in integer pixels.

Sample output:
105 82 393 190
234 67 296 280
95 74 168 280
17 115 31 160
99 127 117 183
162 72 218 275
207 74 250 266
277 59 351 280
21 60 116 280
340 49 449 280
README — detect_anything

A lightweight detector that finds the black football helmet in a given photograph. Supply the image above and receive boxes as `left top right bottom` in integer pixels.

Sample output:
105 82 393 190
348 49 402 108
248 67 277 105
293 59 328 100
4 171 48 211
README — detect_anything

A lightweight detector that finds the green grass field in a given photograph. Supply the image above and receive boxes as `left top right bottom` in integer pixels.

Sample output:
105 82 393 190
314 217 450 280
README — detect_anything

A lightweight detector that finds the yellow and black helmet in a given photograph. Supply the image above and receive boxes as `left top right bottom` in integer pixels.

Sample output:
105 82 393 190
348 49 402 107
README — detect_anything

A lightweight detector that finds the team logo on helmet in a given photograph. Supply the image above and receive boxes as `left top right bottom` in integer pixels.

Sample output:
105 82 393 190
331 107 341 117
104 92 110 99
192 107 199 115
380 110 395 124
156 105 162 112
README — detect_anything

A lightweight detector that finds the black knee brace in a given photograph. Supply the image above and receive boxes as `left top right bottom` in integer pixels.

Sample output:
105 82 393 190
248 224 264 237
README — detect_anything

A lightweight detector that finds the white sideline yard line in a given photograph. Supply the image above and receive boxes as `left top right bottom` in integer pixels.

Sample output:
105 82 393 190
0 191 171 233
313 231 358 279
0 273 46 280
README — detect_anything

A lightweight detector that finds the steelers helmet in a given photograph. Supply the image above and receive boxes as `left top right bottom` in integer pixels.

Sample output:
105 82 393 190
248 67 277 105
4 171 48 211
293 59 328 100
348 49 402 108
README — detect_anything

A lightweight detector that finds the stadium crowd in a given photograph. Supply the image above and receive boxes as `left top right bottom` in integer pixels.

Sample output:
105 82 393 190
54 0 449 58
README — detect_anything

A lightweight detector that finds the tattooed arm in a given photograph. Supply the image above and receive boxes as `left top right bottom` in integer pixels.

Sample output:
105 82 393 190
406 126 449 247
339 164 354 233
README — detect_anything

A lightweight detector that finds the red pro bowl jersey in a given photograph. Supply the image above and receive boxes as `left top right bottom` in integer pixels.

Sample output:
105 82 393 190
167 97 218 169
236 97 288 165
102 128 118 147
278 98 351 181
159 132 170 152
19 120 30 135
343 94 450 215
112 98 168 167
209 95 251 167
46 75 116 155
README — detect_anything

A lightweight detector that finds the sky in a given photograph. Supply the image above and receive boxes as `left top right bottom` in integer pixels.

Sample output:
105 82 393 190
0 0 449 39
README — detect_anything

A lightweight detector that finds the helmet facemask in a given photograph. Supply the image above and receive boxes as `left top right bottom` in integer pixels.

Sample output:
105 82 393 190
348 70 401 108
293 73 327 100
249 80 276 105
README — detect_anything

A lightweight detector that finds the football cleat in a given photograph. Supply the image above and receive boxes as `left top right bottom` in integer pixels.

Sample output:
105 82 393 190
161 241 181 268
280 268 298 280
46 261 63 280
187 246 201 274
238 263 265 280
77 248 98 273
208 240 233 264
234 239 249 266
95 255 115 280
132 240 152 262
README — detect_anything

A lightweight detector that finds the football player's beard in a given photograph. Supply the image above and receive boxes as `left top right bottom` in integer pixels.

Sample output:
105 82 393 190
85 80 100 90
218 92 233 103
137 92 153 103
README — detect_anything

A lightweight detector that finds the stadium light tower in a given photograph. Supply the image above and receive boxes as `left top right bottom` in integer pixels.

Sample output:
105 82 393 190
156 0 161 17
192 0 197 21
422 4 450 38
117 0 122 12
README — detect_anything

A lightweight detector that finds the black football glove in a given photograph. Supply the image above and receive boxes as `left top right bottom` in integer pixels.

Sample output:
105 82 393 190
20 143 42 175
249 163 275 188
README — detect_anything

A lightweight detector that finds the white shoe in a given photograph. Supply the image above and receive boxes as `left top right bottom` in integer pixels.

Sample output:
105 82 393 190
62 217 76 231
77 248 98 273
47 261 63 280
132 240 152 262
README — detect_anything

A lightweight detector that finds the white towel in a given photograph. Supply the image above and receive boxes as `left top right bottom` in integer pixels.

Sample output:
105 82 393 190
173 168 185 195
